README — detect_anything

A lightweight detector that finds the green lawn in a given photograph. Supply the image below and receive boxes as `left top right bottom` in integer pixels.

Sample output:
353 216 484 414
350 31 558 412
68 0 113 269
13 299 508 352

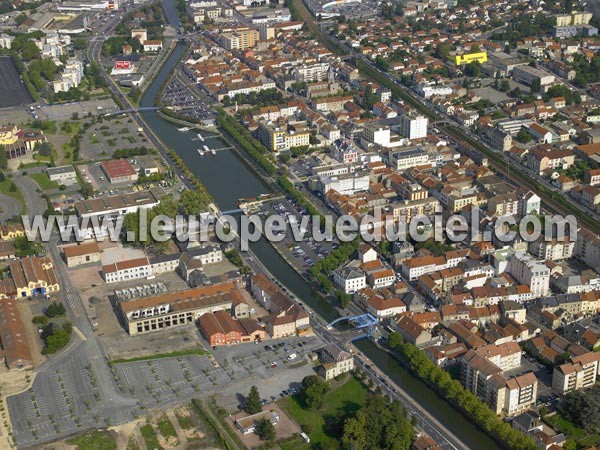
110 348 208 364
140 424 163 450
29 172 59 190
544 413 600 447
282 376 369 449
175 411 194 430
66 430 117 450
157 414 178 439
0 179 26 215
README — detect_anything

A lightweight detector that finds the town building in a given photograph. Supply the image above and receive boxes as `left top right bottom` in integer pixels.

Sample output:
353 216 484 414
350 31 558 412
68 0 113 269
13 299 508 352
74 189 162 220
1 257 60 299
101 159 139 184
332 266 366 294
102 257 152 283
317 344 354 380
0 298 33 370
47 165 77 184
119 282 243 335
63 242 101 268
552 352 600 394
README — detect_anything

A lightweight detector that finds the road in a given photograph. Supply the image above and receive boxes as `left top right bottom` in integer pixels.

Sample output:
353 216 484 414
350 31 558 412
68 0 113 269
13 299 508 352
13 174 48 217
0 190 22 223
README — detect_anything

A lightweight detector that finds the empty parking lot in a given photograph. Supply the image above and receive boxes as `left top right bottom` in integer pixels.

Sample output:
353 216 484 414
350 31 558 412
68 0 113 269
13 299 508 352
0 56 33 108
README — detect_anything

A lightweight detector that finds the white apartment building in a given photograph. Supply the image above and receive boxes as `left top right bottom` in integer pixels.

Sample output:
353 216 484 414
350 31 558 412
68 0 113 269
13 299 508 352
319 172 370 195
552 352 600 395
332 266 366 294
476 342 522 372
0 34 14 49
103 257 153 283
294 63 331 83
399 113 428 140
402 255 447 281
390 148 430 170
53 59 84 93
361 125 392 147
519 191 541 217
529 238 575 261
507 252 550 298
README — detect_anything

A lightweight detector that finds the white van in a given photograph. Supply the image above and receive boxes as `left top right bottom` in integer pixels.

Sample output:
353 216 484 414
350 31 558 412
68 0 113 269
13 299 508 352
288 353 297 361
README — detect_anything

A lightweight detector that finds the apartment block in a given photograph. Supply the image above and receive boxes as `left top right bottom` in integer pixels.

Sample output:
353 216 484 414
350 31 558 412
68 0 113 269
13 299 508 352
552 352 600 394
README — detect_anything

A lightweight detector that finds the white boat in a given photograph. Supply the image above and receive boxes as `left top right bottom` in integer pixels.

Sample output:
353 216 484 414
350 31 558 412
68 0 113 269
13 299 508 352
210 148 216 156
203 145 210 152
197 133 204 142
197 149 204 156
178 127 190 132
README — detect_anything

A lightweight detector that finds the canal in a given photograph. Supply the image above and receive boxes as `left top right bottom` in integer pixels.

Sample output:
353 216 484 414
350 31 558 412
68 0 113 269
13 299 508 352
138 2 504 449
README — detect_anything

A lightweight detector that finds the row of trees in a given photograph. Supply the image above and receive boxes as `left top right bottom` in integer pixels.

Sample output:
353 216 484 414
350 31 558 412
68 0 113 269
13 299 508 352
276 175 321 219
216 110 277 175
222 88 285 108
308 239 358 293
113 146 153 159
388 333 539 450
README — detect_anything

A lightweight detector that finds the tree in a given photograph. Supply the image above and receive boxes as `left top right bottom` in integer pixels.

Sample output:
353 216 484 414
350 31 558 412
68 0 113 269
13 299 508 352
180 189 210 215
15 13 28 26
80 182 93 199
516 129 532 143
301 375 329 409
44 301 66 318
246 385 262 414
342 395 414 450
14 235 42 257
335 290 351 308
530 77 541 93
254 417 275 441
0 145 7 169
434 43 450 61
463 61 482 77
35 141 53 157
388 331 404 349
560 386 600 431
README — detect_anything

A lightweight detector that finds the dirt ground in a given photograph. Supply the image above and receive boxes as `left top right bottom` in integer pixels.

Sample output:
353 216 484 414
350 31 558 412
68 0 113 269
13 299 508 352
0 369 36 450
34 403 223 450
226 403 302 449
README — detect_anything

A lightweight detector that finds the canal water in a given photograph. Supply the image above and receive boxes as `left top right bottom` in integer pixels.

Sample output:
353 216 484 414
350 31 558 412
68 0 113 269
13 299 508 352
138 3 504 448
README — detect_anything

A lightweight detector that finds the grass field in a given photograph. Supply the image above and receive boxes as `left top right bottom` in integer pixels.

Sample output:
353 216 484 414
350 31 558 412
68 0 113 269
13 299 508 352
109 348 208 364
544 413 600 447
0 178 26 215
66 430 117 450
29 172 60 190
282 376 369 449
157 414 178 439
140 424 163 450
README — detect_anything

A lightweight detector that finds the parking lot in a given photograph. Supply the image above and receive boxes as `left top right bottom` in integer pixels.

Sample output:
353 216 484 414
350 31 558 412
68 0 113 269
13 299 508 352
8 339 322 447
80 118 150 161
257 198 336 273
0 56 33 108
161 76 214 123
37 98 118 121
7 345 125 446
